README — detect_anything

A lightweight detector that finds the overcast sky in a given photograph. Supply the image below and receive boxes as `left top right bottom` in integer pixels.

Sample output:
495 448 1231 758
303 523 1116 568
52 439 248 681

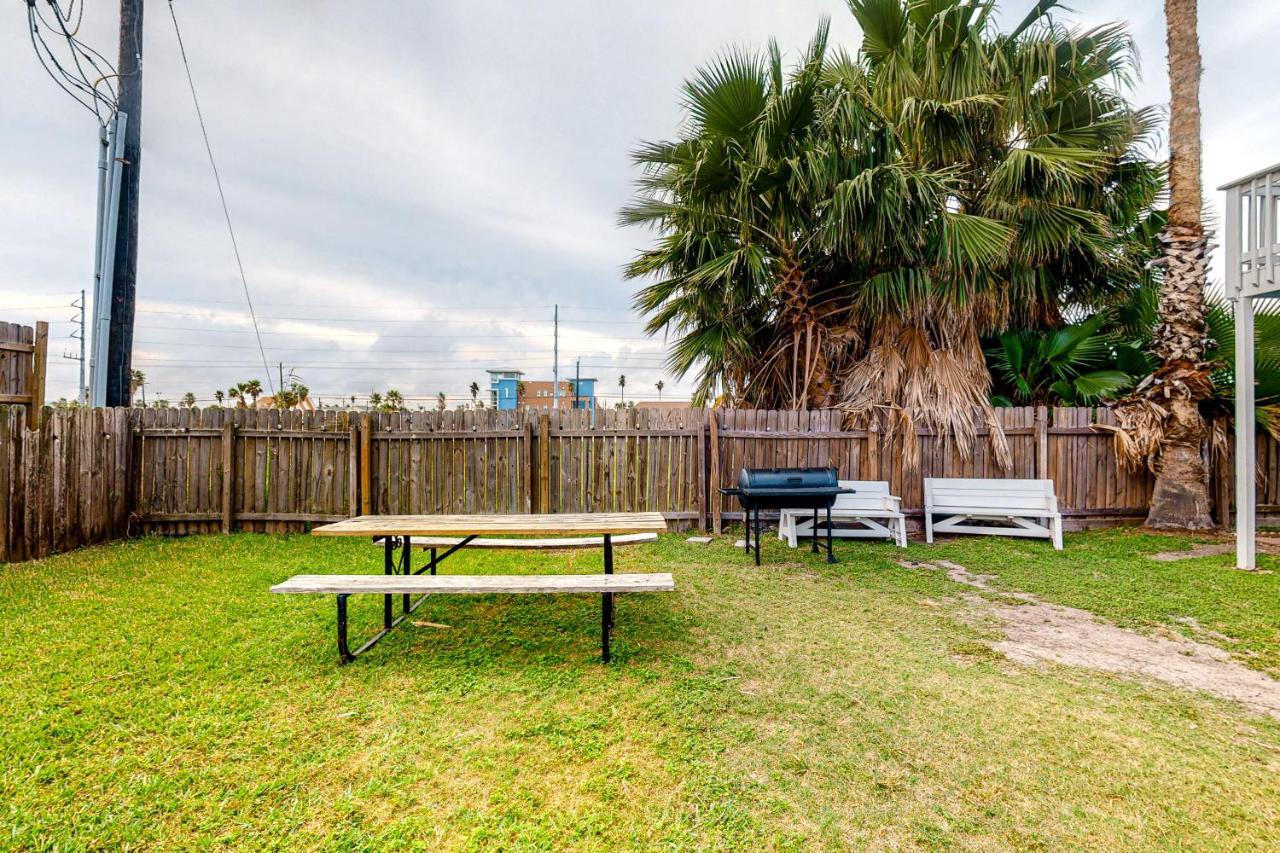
3 1 1277 407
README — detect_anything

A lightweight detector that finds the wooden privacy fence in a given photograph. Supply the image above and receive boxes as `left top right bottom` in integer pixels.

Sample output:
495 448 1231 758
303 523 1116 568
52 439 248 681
0 322 48 429
3 403 1277 561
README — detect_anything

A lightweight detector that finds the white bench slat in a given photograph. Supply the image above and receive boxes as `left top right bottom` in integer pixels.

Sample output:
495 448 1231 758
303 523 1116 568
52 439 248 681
386 532 658 550
271 573 675 595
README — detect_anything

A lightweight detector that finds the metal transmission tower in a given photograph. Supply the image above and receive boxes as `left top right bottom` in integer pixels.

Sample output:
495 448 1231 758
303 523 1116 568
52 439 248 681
22 1 130 407
64 290 87 404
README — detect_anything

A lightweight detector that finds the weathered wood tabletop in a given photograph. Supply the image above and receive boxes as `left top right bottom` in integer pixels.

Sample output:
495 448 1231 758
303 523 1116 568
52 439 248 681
311 512 669 537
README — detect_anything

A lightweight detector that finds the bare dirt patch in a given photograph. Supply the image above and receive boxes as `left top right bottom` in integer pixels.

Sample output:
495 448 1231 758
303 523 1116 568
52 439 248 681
902 559 1280 718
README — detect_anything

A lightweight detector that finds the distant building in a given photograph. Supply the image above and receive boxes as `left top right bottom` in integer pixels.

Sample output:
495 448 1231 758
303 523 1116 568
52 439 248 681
486 368 524 411
634 400 700 411
485 369 597 412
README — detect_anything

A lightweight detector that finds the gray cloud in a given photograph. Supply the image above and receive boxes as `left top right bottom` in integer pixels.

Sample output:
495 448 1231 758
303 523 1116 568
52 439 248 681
3 1 1276 405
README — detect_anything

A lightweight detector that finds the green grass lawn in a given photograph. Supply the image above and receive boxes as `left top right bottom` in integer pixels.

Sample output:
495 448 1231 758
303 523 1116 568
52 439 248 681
2 528 1279 849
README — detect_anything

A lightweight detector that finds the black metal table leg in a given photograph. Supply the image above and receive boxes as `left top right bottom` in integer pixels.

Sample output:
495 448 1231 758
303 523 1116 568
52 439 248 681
811 507 820 553
754 506 762 565
826 505 836 563
337 594 353 663
601 592 613 663
429 546 437 575
401 535 412 614
382 536 394 629
603 533 614 628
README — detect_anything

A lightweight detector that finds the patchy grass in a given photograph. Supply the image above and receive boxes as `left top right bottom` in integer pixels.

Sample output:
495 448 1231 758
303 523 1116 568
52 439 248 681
1 529 1278 849
926 528 1280 676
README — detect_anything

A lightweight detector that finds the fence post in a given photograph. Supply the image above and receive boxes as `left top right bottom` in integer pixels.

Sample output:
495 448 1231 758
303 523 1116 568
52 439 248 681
709 409 721 534
0 409 10 561
221 422 235 533
867 417 880 481
347 416 360 517
25 321 48 431
522 416 534 513
1034 406 1048 479
697 410 708 531
360 413 373 515
538 413 550 514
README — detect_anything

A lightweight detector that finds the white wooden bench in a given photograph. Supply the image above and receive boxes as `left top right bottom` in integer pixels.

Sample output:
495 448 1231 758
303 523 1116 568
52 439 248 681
923 478 1063 549
777 480 907 548
271 572 675 663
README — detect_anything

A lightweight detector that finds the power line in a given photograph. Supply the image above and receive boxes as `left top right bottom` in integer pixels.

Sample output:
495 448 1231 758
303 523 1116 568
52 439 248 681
132 308 645 325
166 0 274 394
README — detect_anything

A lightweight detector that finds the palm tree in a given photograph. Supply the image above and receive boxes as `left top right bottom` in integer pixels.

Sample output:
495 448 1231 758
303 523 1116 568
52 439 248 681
987 315 1140 406
213 390 225 406
369 392 382 411
436 392 447 412
655 379 665 401
385 389 404 411
242 379 263 406
617 374 626 406
1111 0 1214 529
181 392 196 409
624 1 1161 468
469 381 480 409
227 384 245 407
130 370 146 406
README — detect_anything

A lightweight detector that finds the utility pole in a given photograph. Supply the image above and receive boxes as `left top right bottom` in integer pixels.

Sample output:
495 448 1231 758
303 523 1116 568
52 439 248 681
64 291 87 404
105 0 144 407
574 357 580 411
551 304 559 410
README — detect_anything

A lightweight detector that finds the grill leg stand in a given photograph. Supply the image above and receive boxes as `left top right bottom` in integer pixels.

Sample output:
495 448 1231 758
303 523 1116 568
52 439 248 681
601 592 613 663
826 505 836 564
382 537 394 630
337 594 353 664
747 504 757 563
811 509 819 554
743 515 751 554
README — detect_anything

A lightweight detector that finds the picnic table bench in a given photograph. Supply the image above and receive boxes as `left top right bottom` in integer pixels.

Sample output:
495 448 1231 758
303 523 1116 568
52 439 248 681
274 513 672 663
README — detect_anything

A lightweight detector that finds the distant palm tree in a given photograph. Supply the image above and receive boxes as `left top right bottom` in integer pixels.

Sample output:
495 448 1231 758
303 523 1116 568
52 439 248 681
385 389 404 411
469 381 480 408
227 384 245 407
242 379 263 406
618 374 626 406
130 370 146 406
436 392 447 412
369 392 382 411
213 390 225 406
655 379 664 401
181 392 196 409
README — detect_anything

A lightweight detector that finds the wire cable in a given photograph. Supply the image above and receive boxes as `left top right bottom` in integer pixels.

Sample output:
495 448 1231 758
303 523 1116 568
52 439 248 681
166 0 275 394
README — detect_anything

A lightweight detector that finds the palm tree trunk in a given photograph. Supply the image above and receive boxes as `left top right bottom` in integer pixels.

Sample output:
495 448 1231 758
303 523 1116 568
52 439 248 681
1142 0 1214 529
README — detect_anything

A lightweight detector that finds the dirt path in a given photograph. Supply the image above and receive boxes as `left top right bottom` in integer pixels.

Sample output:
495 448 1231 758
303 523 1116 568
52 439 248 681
902 559 1280 719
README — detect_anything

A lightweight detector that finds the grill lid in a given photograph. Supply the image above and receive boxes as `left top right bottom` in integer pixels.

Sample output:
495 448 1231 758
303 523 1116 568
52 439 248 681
737 467 838 492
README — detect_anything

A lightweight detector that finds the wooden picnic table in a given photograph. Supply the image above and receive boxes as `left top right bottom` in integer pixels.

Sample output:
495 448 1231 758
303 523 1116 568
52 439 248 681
293 512 670 662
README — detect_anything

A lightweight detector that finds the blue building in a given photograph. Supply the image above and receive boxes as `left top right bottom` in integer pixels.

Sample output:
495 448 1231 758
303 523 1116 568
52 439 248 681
486 369 523 411
485 369 598 412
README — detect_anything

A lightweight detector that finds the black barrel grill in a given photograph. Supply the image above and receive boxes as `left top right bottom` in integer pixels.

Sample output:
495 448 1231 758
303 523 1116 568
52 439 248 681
720 467 853 564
